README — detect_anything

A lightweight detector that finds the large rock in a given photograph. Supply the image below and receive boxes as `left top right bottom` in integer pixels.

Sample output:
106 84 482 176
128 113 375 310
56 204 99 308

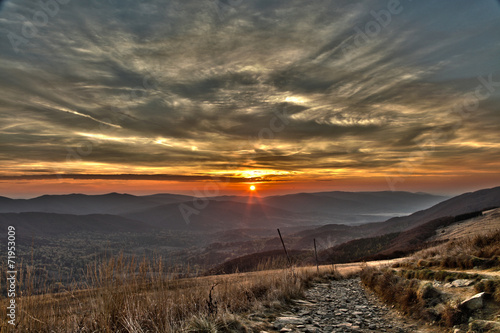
460 292 486 311
273 316 303 330
419 282 443 306
468 319 500 332
451 279 475 288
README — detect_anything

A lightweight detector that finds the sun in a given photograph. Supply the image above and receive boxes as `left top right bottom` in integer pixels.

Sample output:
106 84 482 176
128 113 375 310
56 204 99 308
249 185 256 191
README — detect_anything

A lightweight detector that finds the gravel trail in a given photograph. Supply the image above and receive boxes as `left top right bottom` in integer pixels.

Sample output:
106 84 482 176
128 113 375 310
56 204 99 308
270 278 434 333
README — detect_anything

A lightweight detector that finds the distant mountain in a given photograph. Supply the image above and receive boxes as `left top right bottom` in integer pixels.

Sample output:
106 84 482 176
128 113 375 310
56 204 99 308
1 186 497 275
206 186 500 270
290 186 500 252
297 186 500 263
0 212 150 236
372 186 500 234
205 191 447 228
0 193 193 215
260 191 446 216
123 200 307 230
141 193 198 204
0 191 447 229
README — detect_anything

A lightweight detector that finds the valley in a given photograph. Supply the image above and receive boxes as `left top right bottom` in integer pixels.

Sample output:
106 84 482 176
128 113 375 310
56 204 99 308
0 186 499 332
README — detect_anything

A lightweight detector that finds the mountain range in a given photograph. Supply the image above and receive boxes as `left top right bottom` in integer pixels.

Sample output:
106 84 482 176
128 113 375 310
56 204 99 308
0 190 446 232
1 186 498 278
208 186 500 272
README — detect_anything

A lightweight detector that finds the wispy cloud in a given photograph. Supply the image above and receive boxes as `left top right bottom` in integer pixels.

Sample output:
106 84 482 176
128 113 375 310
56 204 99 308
0 0 499 188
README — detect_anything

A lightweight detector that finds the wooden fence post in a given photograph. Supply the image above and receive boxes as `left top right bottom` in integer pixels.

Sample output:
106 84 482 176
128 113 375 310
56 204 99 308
314 238 319 273
277 228 292 268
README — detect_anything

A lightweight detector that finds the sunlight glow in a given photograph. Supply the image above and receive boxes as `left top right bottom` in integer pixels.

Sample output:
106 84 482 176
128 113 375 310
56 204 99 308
238 169 292 178
285 96 307 104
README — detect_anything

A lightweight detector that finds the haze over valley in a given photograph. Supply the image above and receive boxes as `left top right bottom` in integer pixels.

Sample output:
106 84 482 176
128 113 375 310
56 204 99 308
1 186 499 287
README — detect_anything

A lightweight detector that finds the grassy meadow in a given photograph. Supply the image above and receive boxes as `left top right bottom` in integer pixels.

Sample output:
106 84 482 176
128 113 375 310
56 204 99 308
0 255 368 333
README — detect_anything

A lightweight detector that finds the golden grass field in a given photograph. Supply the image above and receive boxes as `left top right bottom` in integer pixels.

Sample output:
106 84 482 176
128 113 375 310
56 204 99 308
0 253 397 333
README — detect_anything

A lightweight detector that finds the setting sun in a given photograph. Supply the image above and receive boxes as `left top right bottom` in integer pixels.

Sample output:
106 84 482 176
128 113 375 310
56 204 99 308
250 185 256 191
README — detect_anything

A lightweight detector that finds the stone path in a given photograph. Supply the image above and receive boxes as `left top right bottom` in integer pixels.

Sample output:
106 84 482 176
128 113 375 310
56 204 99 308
270 278 427 333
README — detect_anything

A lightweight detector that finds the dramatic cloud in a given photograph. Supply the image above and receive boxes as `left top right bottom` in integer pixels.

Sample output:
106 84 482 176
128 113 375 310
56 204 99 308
0 0 499 194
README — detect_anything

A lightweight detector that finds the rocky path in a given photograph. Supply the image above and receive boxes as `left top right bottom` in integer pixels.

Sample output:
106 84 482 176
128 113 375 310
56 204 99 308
270 278 433 333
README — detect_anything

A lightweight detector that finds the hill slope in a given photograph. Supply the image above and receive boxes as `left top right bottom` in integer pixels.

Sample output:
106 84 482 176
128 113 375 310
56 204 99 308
372 186 500 234
210 186 500 271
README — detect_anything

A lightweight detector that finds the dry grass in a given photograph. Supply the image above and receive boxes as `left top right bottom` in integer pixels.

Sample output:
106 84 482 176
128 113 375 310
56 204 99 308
395 268 482 282
361 267 427 318
429 208 500 243
475 279 500 303
397 229 500 270
364 230 500 330
0 255 343 332
360 267 467 327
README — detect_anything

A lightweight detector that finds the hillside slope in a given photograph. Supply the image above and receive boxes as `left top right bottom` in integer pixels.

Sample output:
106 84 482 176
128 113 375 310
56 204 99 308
210 186 500 271
373 186 500 234
429 207 500 242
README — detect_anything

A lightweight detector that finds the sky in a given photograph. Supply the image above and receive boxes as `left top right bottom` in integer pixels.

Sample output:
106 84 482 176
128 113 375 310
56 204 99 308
0 0 499 198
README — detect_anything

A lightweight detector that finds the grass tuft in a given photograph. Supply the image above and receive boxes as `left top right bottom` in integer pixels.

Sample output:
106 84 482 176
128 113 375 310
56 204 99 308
360 267 468 327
